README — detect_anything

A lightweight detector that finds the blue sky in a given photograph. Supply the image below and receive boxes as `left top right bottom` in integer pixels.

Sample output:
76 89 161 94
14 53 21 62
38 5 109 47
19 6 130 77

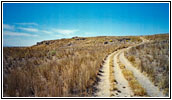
3 3 169 46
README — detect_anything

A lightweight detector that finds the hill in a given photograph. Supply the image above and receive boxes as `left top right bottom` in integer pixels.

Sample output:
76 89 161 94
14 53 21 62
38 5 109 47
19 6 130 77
3 34 169 97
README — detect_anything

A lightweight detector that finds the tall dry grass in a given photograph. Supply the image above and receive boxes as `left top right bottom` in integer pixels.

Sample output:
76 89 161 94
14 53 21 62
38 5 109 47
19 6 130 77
3 36 140 97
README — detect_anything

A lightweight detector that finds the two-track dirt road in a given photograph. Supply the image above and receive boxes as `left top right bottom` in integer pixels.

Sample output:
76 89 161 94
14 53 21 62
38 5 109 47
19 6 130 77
94 37 165 97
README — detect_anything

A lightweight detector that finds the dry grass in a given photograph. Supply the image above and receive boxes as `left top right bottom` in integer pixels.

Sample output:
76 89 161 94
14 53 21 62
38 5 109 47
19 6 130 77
109 53 117 94
3 36 142 97
4 46 113 96
117 58 147 96
143 33 169 41
128 56 135 63
124 34 169 96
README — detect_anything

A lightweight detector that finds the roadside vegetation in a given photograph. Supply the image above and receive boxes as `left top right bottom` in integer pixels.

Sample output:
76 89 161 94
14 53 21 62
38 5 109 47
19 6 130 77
124 34 169 96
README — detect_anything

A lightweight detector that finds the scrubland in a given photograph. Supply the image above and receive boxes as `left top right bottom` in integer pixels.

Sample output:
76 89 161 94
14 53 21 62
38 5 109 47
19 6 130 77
3 36 141 97
124 34 169 96
3 34 169 97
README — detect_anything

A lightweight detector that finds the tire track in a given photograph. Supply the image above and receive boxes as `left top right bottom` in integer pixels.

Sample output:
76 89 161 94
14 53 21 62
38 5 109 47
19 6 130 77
113 50 134 97
94 53 114 97
95 37 166 97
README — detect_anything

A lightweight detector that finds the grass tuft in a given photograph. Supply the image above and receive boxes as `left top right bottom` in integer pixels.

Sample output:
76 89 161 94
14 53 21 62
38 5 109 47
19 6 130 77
117 57 147 96
109 53 117 93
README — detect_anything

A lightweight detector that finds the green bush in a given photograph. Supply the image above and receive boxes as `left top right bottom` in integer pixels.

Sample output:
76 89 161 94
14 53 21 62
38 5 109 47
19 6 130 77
51 50 56 56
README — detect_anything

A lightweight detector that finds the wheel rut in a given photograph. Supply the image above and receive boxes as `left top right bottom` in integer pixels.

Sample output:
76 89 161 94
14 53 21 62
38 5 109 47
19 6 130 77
112 50 134 97
119 51 165 97
94 37 166 97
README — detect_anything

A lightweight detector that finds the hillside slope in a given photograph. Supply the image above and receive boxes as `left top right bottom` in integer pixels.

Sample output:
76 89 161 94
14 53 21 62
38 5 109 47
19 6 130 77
3 34 169 97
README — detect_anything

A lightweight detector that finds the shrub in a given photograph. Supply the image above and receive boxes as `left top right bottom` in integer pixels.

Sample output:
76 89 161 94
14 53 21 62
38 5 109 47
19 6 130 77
128 56 135 63
51 50 56 56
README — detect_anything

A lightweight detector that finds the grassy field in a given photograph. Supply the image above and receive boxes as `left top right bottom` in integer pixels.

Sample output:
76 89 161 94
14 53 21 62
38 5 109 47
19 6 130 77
3 34 169 97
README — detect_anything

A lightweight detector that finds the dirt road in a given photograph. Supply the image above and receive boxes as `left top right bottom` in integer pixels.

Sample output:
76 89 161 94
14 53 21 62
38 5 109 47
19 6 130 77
94 37 165 97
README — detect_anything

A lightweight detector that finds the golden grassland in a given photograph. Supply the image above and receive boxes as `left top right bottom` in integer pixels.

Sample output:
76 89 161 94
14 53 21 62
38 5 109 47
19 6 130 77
143 33 169 41
4 36 141 97
3 34 169 97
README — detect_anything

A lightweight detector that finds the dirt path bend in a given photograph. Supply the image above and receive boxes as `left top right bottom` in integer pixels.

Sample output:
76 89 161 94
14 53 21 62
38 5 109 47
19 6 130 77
113 50 134 97
95 50 134 97
119 51 165 97
95 37 165 97
95 52 115 97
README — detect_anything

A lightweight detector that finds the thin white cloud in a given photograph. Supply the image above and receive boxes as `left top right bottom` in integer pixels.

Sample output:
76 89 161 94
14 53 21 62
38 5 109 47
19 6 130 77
3 24 14 30
4 31 38 37
53 29 79 35
84 32 94 35
16 23 38 26
42 30 53 34
54 35 64 37
18 27 39 32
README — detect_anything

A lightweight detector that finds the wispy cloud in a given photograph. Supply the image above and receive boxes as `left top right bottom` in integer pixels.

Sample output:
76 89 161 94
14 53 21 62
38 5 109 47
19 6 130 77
15 23 38 26
84 32 94 35
42 30 53 34
53 29 79 35
4 31 38 37
54 34 64 37
18 27 39 32
3 24 14 30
